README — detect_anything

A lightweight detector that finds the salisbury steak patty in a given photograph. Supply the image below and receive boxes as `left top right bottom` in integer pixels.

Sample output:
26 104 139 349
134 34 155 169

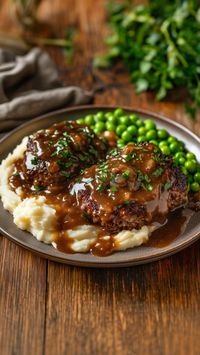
10 121 107 194
71 143 188 232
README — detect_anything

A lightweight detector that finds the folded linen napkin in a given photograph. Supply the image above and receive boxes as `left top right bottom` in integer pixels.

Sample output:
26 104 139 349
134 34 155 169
0 47 93 132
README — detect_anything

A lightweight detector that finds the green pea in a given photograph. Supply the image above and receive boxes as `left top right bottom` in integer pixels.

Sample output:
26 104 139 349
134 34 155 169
135 119 144 128
107 115 118 125
95 122 105 133
106 122 116 132
186 152 196 160
160 146 170 155
94 112 105 122
149 140 158 145
116 125 127 136
121 130 132 142
127 125 138 136
146 129 157 140
159 141 168 148
185 160 197 173
182 167 188 176
119 115 130 126
144 119 156 130
117 139 125 148
129 114 139 124
114 108 124 118
138 127 147 136
157 129 169 140
178 157 186 165
190 182 200 192
168 136 177 144
174 152 185 160
169 142 179 153
85 115 95 125
194 172 200 183
105 112 113 119
77 118 85 124
137 136 146 143
178 141 185 151
188 175 194 184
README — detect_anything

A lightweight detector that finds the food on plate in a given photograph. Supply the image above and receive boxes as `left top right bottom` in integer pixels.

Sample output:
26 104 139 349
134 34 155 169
71 143 188 233
11 120 107 194
78 108 200 193
0 109 199 256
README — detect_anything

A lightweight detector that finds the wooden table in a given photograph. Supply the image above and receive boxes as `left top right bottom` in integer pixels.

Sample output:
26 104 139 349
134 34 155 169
0 1 200 354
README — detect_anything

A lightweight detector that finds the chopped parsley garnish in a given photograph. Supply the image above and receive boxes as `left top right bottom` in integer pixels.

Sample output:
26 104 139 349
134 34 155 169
110 173 116 181
33 185 44 191
122 170 130 179
137 169 153 191
31 157 39 165
97 184 104 192
109 148 118 157
64 122 74 129
164 181 172 190
61 171 71 178
110 186 118 193
137 170 151 184
89 146 98 156
47 141 54 146
60 150 72 159
78 126 94 139
63 132 72 141
151 154 161 163
57 160 74 169
124 151 136 161
152 167 164 177
78 153 90 162
146 184 153 192
57 139 69 147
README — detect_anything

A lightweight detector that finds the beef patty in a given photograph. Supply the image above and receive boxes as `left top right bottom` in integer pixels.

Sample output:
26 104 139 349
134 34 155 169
70 143 188 232
10 121 107 194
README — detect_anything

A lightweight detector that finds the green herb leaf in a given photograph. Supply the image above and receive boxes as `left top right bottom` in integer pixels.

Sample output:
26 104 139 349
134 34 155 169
95 0 200 119
33 185 44 191
164 181 172 190
31 157 39 165
152 167 164 177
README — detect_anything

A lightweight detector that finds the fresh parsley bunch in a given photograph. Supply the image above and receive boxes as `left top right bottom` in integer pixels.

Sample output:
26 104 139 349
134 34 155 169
94 0 200 118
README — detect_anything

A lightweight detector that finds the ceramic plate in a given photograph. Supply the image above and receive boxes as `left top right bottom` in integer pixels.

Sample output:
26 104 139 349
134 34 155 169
0 106 200 267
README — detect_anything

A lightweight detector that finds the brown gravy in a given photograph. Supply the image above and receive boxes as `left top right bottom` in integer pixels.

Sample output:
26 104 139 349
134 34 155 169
51 208 194 256
146 208 194 248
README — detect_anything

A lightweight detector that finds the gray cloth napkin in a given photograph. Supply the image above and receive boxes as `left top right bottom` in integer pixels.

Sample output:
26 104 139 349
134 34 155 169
0 47 93 132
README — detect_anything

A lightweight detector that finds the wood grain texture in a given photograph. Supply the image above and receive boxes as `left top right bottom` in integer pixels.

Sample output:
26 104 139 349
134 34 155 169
45 244 200 355
0 238 47 355
0 0 200 354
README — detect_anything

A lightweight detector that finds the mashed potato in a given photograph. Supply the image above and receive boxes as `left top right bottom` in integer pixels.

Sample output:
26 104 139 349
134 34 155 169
0 139 153 253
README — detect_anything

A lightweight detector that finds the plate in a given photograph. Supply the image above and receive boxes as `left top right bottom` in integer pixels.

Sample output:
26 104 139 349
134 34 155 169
0 105 200 267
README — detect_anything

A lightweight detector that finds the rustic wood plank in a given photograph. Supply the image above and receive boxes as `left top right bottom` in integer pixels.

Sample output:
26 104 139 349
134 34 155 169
45 242 200 355
0 237 47 355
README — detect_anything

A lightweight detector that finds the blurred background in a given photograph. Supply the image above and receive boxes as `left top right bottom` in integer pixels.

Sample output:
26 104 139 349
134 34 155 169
0 0 200 134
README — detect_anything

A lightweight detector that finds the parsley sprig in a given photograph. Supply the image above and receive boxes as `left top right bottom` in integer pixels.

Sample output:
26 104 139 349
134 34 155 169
95 0 200 118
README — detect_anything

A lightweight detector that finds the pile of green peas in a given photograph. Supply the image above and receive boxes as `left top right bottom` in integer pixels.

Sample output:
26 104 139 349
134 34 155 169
77 108 200 193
